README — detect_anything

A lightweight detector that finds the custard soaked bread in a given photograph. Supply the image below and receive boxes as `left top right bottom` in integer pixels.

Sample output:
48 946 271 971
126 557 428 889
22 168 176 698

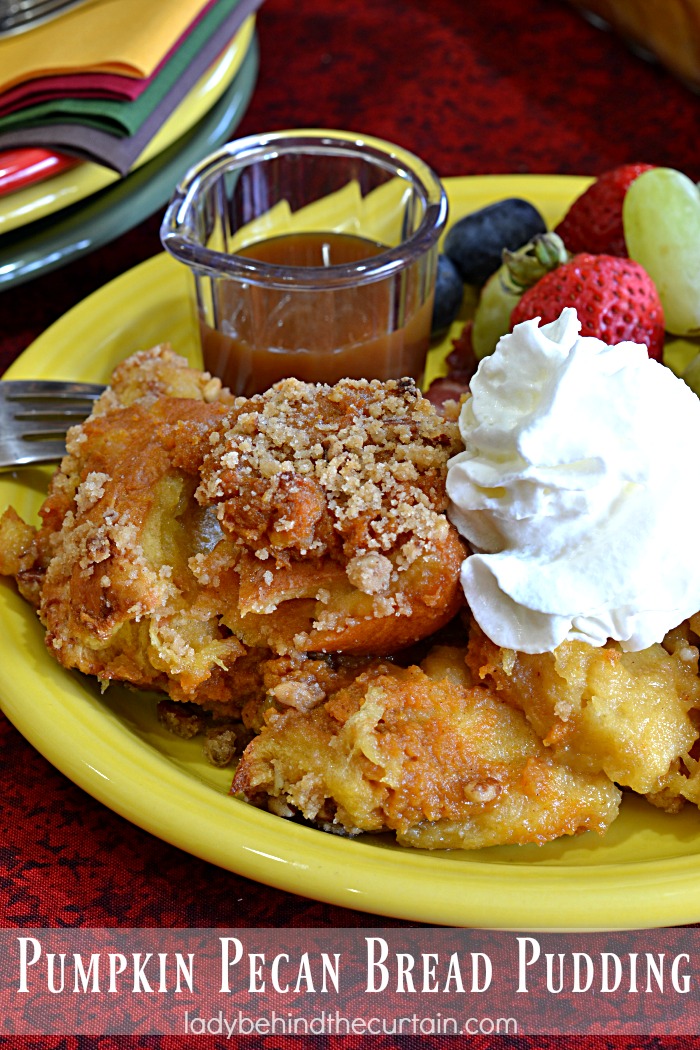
0 347 243 711
0 347 466 716
233 645 621 848
195 374 466 654
467 619 700 805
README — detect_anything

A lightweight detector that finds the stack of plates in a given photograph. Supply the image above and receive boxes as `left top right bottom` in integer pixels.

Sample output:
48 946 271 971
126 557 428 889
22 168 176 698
0 15 258 287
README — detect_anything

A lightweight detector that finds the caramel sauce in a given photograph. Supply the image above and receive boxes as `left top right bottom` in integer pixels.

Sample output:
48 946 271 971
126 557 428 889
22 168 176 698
199 232 433 397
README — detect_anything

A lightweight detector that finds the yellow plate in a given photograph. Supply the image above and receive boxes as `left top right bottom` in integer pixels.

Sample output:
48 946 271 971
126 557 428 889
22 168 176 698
3 174 700 931
0 15 255 235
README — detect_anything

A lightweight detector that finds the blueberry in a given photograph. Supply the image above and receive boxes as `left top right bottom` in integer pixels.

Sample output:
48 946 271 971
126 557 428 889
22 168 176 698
444 198 547 286
431 253 464 334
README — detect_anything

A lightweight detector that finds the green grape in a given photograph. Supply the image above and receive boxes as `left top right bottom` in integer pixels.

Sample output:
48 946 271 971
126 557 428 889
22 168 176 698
623 167 700 337
471 232 568 359
682 351 700 397
472 268 521 359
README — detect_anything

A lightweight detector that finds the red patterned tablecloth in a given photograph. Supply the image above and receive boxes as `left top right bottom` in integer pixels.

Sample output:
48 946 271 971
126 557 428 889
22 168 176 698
2 0 700 1045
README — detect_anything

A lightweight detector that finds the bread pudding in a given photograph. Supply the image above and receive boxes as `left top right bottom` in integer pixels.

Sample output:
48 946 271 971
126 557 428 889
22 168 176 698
2 344 700 850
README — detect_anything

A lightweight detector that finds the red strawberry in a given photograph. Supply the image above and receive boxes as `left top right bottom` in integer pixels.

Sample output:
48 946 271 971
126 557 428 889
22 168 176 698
555 163 655 257
510 253 665 359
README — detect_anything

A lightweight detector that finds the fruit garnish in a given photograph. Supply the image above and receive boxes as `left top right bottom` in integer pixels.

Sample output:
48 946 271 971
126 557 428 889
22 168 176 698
682 352 700 396
623 166 700 337
510 253 665 360
472 233 569 359
443 197 547 286
555 163 654 256
445 319 478 381
426 321 477 409
431 253 464 334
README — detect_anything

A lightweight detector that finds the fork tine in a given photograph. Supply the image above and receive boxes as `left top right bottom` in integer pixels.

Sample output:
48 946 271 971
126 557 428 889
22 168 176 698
0 378 106 469
10 405 98 430
1 380 105 399
0 441 71 469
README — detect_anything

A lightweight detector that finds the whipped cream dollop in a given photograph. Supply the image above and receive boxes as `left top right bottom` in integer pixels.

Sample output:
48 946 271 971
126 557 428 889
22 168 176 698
446 307 700 654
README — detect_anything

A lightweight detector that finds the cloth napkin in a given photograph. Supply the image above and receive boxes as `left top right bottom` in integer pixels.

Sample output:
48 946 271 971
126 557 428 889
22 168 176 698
0 0 222 116
0 0 216 93
0 0 261 174
0 0 244 137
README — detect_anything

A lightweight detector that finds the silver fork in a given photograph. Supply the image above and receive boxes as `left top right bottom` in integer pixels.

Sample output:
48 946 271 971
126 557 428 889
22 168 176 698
0 379 105 469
